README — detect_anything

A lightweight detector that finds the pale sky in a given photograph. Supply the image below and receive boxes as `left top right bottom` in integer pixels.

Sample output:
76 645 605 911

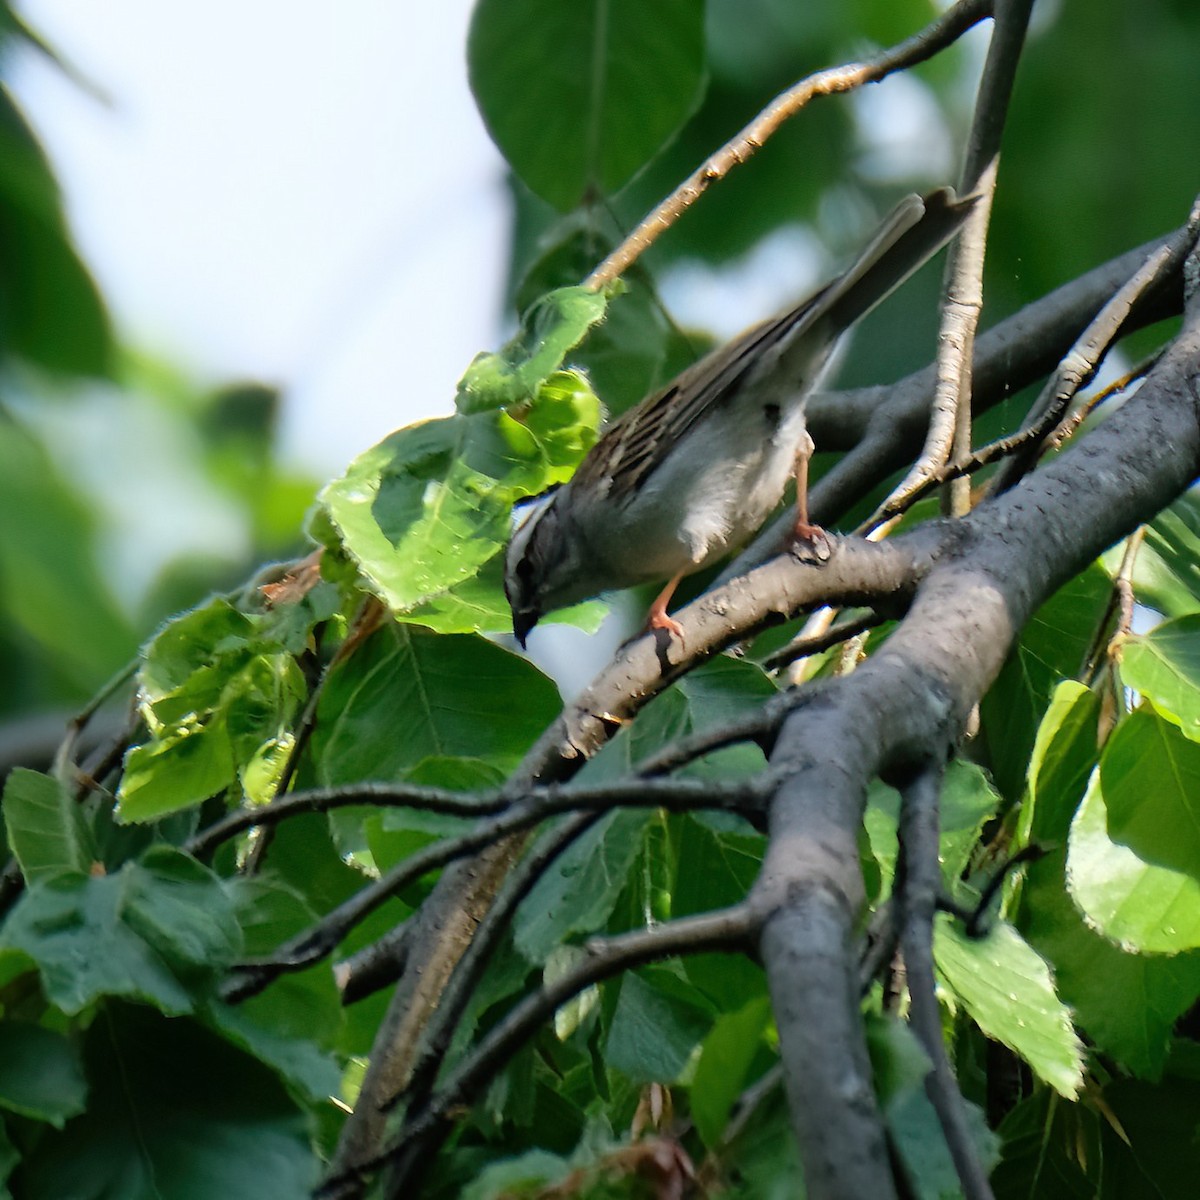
9 0 509 475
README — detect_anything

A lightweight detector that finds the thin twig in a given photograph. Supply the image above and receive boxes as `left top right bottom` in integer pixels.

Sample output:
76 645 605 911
1082 528 1146 686
52 660 138 787
897 764 994 1200
221 777 767 1000
583 0 993 290
870 0 1034 527
764 609 885 673
988 217 1200 496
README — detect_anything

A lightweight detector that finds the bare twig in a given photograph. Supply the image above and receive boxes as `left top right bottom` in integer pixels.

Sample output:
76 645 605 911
583 0 993 290
1082 527 1146 686
871 0 1034 526
988 216 1200 495
222 777 766 1000
763 609 886 673
51 660 138 785
897 764 995 1199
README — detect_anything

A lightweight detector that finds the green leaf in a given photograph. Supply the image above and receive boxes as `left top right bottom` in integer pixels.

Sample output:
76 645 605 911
604 969 710 1084
16 1005 318 1199
866 1014 999 1200
1068 763 1200 953
120 598 309 821
0 421 134 686
319 371 601 629
456 288 610 413
468 0 707 210
934 917 1084 1098
861 759 1001 896
203 880 341 1101
1021 680 1101 844
118 719 235 822
0 871 193 1015
1120 615 1200 739
1105 489 1200 620
0 1023 86 1127
0 852 242 1015
0 87 113 376
2 768 95 883
460 1149 572 1200
1019 847 1200 1079
514 810 653 965
119 847 243 972
690 997 772 1146
981 564 1110 800
1100 706 1200 880
992 1088 1098 1198
308 624 561 786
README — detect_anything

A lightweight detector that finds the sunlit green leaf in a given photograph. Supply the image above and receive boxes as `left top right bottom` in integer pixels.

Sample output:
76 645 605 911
319 371 600 629
1120 615 1200 739
1068 763 1200 953
935 917 1084 1098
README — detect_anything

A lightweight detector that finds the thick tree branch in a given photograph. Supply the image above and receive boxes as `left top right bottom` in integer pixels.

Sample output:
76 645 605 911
750 320 1200 1198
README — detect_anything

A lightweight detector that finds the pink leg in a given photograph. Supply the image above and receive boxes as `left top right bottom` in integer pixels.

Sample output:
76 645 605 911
792 430 825 543
645 571 687 642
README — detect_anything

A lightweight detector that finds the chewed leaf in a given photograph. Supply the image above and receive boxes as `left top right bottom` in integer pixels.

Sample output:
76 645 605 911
456 286 610 414
318 370 601 629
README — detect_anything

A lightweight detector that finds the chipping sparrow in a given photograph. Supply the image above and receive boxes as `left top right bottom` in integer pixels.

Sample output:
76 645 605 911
505 187 973 646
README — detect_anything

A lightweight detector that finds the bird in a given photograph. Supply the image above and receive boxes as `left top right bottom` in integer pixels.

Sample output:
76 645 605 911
505 187 974 648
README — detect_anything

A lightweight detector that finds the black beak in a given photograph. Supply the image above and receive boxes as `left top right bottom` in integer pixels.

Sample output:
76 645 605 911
513 608 540 650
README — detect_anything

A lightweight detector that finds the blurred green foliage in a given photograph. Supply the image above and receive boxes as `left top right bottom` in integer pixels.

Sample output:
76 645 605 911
0 1 1199 1197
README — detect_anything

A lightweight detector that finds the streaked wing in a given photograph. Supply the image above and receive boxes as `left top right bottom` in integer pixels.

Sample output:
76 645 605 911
573 285 829 497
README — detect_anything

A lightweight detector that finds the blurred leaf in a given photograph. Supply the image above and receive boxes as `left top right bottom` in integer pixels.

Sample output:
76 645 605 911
866 1013 999 1200
319 370 600 630
1100 706 1200 878
1068 760 1200 953
469 0 707 210
0 87 112 376
690 996 772 1146
604 969 710 1084
1111 492 1200 618
991 1088 1098 1199
514 810 653 965
1 768 95 883
935 917 1084 1098
1120 615 1200 739
15 1005 318 1199
0 419 135 688
0 1023 86 1127
307 624 560 787
981 564 1111 801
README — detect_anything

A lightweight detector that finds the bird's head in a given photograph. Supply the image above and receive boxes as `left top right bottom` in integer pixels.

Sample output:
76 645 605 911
504 488 581 648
